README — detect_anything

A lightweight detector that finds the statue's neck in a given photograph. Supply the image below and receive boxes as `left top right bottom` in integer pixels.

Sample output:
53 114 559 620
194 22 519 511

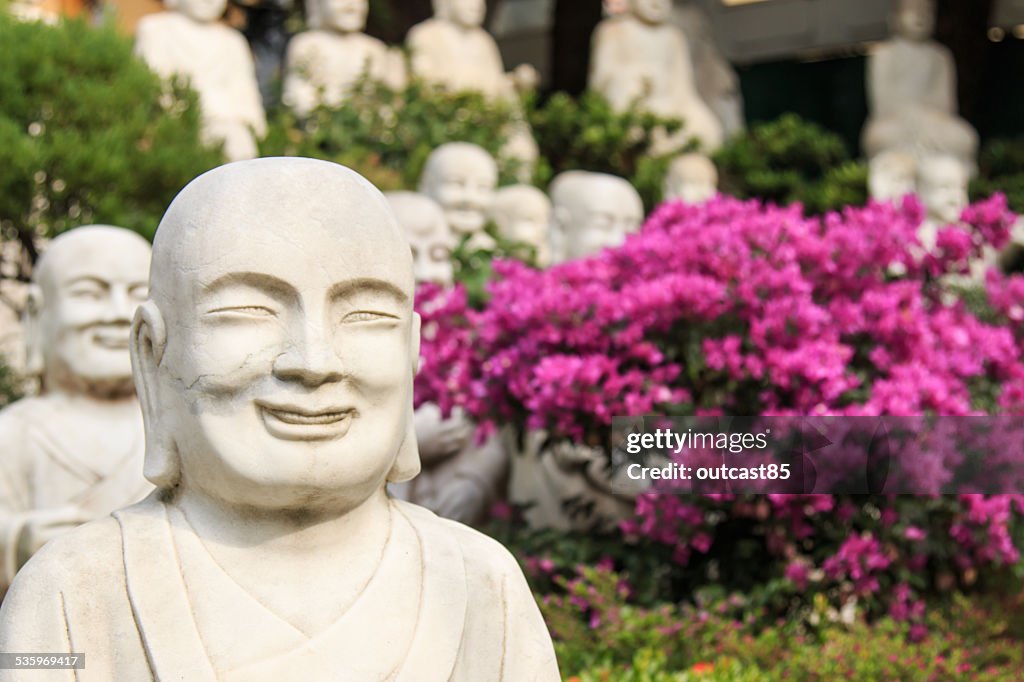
175 485 393 560
43 372 137 403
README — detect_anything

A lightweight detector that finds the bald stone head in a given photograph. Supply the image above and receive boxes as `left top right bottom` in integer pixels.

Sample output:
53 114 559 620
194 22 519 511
490 185 553 267
663 153 718 205
418 143 498 238
549 171 644 262
917 154 969 225
26 225 151 398
385 191 456 286
135 158 420 512
869 150 917 202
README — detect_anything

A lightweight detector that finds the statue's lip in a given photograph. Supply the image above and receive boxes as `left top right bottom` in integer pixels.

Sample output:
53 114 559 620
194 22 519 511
92 330 130 349
255 401 355 426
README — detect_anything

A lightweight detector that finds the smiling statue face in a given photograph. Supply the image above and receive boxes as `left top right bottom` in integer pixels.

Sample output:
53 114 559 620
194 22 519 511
175 0 228 23
894 0 934 41
33 226 151 397
322 0 368 32
147 159 418 512
419 143 498 238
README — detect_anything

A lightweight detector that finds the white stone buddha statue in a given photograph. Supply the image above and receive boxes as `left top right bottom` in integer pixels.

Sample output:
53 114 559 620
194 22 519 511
869 149 918 202
135 0 267 161
0 226 153 594
418 143 499 251
589 0 723 154
384 191 508 526
862 0 978 167
490 185 553 267
670 0 745 139
549 170 644 262
406 0 540 176
283 0 406 117
407 0 530 100
0 159 559 681
662 152 718 204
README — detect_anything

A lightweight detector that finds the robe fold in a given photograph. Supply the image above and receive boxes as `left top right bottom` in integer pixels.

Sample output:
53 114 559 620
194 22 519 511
0 397 150 591
0 494 560 681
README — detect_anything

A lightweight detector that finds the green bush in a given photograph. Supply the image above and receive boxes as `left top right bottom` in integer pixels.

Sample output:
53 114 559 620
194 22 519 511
713 114 868 214
972 137 1024 215
260 79 523 190
546 564 1024 681
526 91 681 210
0 12 222 258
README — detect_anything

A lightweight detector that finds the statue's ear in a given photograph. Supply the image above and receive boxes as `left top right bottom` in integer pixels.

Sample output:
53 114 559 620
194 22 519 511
388 311 423 484
387 412 421 483
131 301 179 488
22 284 44 379
410 311 422 374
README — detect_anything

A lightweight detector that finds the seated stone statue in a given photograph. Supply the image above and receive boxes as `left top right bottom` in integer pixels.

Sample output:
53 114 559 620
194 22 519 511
589 0 723 154
663 152 718 204
0 226 153 594
0 158 559 681
407 0 529 101
862 0 978 167
490 185 553 267
406 0 539 177
549 170 644 263
418 143 499 251
283 0 406 117
868 149 917 202
670 0 745 139
135 0 267 161
384 191 508 525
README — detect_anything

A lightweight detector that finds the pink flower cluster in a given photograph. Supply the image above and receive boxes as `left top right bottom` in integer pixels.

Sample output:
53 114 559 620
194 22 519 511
417 194 1019 433
414 192 1024 619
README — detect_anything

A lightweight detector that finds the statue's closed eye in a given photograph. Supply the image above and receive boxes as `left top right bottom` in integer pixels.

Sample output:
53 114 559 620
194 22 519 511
342 310 397 323
205 305 277 318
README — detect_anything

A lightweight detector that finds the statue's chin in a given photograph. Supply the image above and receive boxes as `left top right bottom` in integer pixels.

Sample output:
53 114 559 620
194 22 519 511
57 373 137 401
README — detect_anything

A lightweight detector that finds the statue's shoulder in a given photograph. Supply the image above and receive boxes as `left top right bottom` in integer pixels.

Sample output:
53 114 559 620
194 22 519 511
394 500 524 578
6 513 124 601
407 18 447 45
0 396 53 438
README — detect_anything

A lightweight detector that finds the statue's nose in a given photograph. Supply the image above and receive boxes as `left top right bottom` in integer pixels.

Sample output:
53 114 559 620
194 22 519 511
103 286 135 323
272 317 346 387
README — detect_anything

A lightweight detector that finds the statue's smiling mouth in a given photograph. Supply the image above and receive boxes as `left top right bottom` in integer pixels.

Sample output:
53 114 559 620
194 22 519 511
256 402 356 440
92 328 131 349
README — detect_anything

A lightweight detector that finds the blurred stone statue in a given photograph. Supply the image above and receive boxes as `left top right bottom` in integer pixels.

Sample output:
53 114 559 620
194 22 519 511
418 143 499 251
283 0 406 117
868 149 917 202
662 152 718 204
406 0 540 179
589 0 723 154
549 170 644 263
917 154 970 250
862 0 978 167
490 185 553 267
670 0 744 139
384 191 509 526
0 226 152 594
135 0 267 161
0 159 560 681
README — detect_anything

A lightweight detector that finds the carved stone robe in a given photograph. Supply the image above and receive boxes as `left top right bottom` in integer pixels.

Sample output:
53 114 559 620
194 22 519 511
0 495 560 681
0 396 150 591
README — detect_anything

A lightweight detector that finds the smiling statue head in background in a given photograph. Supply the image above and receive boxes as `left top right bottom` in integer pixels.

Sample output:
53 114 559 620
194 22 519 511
26 226 151 399
132 157 421 512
